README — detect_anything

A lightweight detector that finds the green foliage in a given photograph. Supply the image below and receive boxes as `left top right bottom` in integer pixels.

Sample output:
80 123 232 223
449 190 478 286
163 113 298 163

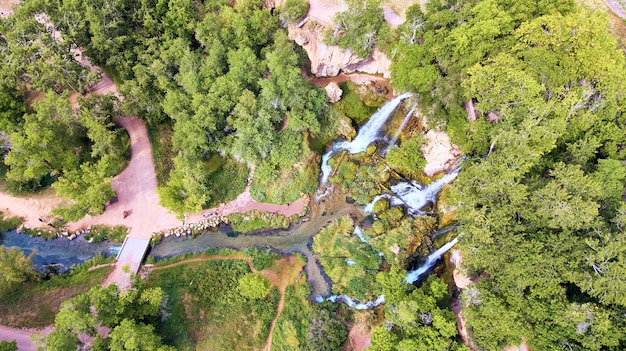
228 211 291 233
325 0 391 58
0 341 17 351
423 2 626 349
238 273 270 300
84 225 128 243
385 136 427 175
40 280 171 351
0 246 37 296
243 247 282 271
279 0 309 24
0 212 24 232
251 140 319 204
313 216 382 300
371 274 467 351
148 258 280 351
52 158 116 221
305 302 349 351
335 82 375 124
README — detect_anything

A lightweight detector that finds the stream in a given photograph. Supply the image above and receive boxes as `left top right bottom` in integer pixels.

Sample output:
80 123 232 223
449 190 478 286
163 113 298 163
0 230 119 273
2 93 459 308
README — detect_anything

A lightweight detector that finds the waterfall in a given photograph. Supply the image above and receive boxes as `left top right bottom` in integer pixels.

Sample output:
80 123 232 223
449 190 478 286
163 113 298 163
404 237 459 284
390 169 459 216
320 150 334 185
320 93 412 185
318 237 458 309
325 294 386 310
387 104 416 151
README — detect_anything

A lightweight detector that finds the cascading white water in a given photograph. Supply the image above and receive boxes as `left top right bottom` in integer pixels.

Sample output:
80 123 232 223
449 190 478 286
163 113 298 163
404 237 459 284
362 194 391 214
390 169 459 216
320 93 412 185
386 104 416 151
325 294 386 310
320 237 458 309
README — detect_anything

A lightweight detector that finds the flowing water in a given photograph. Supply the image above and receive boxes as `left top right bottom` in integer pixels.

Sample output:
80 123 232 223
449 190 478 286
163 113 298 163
386 104 416 151
149 191 366 298
0 230 119 273
320 93 412 184
321 237 458 309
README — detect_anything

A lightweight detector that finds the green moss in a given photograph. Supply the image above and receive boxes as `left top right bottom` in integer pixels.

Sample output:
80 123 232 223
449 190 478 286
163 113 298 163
336 82 375 124
228 210 290 234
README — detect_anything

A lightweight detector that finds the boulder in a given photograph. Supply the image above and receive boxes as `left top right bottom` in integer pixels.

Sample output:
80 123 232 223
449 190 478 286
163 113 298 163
288 23 391 78
324 82 343 103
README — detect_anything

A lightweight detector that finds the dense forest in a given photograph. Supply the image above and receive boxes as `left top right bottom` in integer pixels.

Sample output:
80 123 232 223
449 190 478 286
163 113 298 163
1 0 626 350
389 0 626 349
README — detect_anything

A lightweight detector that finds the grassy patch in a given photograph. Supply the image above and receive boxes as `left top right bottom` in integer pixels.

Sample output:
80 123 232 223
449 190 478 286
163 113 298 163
205 157 249 208
227 211 291 234
250 150 319 204
0 211 23 232
147 123 175 186
148 256 280 351
0 263 113 328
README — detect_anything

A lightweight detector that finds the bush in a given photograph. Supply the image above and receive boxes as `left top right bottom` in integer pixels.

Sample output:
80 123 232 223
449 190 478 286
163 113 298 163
84 225 128 243
0 212 23 232
280 0 309 24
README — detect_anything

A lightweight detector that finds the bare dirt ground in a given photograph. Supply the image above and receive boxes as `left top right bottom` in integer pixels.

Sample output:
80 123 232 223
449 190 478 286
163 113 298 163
0 0 19 18
346 322 372 351
422 130 461 176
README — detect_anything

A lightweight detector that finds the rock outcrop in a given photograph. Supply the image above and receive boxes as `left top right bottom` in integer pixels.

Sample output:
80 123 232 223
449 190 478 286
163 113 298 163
324 82 343 102
288 22 392 78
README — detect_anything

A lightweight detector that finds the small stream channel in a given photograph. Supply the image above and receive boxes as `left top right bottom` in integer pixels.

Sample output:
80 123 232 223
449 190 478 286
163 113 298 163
0 230 120 273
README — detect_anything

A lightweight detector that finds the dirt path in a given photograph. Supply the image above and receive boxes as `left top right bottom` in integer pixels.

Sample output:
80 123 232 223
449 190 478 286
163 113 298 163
0 325 52 351
148 254 303 351
604 0 626 18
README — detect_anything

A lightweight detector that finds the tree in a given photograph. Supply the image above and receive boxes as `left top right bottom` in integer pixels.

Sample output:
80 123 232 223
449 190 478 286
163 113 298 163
0 245 37 295
39 282 171 351
237 273 270 300
385 136 427 175
52 157 116 221
3 94 82 190
108 319 175 351
279 0 309 24
325 0 391 58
